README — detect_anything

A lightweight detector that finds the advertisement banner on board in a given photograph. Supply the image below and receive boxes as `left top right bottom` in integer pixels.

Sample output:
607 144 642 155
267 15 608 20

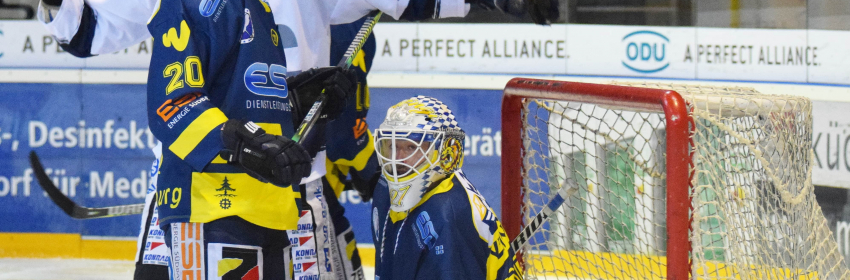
566 25 695 79
3 20 850 85
0 21 152 69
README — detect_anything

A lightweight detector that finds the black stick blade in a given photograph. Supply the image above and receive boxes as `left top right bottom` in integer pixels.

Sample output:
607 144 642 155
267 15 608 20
29 151 76 216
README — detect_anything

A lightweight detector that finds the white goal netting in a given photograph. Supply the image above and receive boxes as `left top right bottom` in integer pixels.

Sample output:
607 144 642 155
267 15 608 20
516 82 849 279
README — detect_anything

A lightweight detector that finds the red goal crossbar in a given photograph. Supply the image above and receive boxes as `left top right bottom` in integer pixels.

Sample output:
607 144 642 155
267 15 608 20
500 77 692 279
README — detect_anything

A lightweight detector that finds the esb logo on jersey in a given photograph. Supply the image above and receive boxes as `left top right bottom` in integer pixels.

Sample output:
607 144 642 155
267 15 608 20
244 62 287 98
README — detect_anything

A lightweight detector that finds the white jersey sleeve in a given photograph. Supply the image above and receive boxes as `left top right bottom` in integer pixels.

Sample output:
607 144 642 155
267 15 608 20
328 0 470 25
37 0 155 55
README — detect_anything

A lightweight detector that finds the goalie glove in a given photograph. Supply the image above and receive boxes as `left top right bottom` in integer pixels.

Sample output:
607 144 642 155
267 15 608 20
220 119 312 187
288 66 357 126
466 0 559 25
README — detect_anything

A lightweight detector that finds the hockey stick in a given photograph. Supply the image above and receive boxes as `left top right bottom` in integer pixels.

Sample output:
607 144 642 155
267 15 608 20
29 12 384 219
509 181 578 250
291 10 382 144
28 151 146 219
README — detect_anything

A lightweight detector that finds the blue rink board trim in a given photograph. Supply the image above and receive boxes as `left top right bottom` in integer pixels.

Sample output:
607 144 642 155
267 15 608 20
0 84 505 245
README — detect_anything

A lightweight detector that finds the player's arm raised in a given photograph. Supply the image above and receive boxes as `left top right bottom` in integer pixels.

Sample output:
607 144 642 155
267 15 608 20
37 0 155 57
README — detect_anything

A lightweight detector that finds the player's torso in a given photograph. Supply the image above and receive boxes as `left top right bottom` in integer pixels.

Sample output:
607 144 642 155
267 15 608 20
373 172 520 280
372 175 469 279
148 0 294 131
146 0 303 230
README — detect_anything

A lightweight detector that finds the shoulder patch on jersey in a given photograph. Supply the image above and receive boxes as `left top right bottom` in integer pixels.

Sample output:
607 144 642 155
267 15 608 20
240 9 254 44
456 171 499 245
270 28 279 47
412 211 439 250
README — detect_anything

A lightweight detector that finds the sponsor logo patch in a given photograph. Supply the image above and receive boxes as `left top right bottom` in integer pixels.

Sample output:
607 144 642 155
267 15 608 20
413 211 438 250
199 0 222 17
621 30 669 74
353 118 368 139
244 62 288 98
162 20 191 52
207 243 262 280
170 223 205 280
156 93 208 128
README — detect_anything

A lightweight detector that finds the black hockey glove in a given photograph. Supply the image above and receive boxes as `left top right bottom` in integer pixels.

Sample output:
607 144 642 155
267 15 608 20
288 66 357 126
466 0 558 25
220 119 312 187
42 0 62 7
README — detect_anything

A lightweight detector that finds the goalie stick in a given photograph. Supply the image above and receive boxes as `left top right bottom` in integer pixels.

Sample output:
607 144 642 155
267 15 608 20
30 11 384 219
509 180 577 250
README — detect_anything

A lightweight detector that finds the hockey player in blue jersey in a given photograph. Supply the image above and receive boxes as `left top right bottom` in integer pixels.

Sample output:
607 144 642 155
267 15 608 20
372 96 522 279
143 0 359 278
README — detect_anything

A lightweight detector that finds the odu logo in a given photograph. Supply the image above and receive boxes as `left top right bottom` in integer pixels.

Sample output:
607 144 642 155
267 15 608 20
244 62 287 98
621 30 668 73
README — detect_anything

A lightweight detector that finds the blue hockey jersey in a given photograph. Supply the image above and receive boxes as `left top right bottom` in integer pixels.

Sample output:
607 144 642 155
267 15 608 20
372 171 523 280
146 0 302 230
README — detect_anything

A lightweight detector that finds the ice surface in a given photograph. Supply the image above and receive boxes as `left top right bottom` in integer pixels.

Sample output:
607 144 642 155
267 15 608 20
0 258 375 279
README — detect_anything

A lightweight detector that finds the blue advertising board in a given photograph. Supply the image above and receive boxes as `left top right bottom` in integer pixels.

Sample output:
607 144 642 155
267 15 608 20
0 83 505 245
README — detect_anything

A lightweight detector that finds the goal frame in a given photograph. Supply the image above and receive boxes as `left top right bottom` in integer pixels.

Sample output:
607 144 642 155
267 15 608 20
501 77 692 279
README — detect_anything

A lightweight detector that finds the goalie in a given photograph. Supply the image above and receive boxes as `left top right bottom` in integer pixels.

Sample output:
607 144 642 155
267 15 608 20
371 96 522 280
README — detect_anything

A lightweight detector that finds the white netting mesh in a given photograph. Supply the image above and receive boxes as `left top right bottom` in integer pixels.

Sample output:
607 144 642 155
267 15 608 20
518 82 850 279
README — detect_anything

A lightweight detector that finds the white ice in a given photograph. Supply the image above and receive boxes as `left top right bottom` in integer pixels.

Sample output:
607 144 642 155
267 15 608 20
0 258 375 279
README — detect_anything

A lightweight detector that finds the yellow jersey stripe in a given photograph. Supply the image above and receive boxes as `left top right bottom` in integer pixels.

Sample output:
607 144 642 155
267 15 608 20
169 108 227 160
255 123 282 136
147 0 162 24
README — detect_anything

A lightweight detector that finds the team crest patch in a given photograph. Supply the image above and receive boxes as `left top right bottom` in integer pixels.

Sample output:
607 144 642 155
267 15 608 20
241 9 254 44
270 28 279 47
216 177 236 209
439 136 463 172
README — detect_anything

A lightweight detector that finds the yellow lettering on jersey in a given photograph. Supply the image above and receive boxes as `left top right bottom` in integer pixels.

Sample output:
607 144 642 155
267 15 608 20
486 223 511 280
472 196 487 220
390 186 410 208
163 20 191 52
171 187 182 208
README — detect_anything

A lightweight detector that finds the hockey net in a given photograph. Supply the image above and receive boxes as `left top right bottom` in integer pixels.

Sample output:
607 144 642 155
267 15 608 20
501 78 849 279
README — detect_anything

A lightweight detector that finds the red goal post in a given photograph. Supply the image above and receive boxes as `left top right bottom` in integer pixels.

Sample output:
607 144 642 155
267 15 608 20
500 78 692 279
500 77 850 279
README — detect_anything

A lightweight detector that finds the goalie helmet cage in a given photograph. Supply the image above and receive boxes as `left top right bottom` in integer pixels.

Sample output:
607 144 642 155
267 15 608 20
501 78 850 279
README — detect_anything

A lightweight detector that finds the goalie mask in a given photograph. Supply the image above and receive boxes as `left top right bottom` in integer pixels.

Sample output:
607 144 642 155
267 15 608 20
375 96 465 212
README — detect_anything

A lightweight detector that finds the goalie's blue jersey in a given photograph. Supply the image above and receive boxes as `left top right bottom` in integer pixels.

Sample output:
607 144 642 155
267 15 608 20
146 0 302 230
371 171 523 280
